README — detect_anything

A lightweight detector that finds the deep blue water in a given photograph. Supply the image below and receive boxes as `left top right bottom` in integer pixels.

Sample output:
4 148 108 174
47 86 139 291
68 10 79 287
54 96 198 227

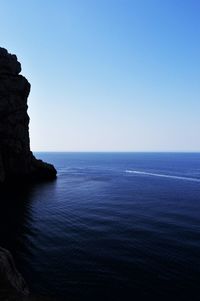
0 152 200 300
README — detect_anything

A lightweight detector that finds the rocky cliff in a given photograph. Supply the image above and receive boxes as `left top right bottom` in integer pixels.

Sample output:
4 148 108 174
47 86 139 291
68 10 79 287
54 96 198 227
0 246 29 299
0 48 57 184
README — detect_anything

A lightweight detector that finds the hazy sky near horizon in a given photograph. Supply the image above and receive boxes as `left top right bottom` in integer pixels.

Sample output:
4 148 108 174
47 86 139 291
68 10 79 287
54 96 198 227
0 0 200 151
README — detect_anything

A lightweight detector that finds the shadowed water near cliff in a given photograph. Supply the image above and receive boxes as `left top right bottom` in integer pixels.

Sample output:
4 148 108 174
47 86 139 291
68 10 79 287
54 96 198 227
0 152 200 301
0 182 58 300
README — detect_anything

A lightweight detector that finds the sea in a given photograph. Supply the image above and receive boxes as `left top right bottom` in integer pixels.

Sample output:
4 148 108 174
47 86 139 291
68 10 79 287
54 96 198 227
0 152 200 300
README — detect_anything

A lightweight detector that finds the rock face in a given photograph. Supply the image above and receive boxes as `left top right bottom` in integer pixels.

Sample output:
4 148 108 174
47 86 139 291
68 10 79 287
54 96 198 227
0 247 29 300
0 47 57 184
0 247 57 300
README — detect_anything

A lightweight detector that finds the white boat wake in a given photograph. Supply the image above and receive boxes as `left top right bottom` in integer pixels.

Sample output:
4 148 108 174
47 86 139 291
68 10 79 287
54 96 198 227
125 170 200 182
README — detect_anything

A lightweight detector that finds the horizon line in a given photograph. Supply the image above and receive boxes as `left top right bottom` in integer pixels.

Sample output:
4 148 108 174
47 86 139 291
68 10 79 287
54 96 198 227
32 150 200 153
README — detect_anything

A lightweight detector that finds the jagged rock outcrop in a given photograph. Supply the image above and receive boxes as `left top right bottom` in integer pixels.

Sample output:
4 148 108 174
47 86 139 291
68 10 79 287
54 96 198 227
0 246 29 300
0 47 57 184
0 247 57 300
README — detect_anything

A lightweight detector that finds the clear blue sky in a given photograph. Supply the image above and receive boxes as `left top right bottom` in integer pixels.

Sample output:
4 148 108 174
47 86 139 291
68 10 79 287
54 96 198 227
1 0 200 151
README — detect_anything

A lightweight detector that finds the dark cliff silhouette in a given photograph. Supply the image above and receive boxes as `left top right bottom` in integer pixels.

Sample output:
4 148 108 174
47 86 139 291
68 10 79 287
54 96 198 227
0 47 57 184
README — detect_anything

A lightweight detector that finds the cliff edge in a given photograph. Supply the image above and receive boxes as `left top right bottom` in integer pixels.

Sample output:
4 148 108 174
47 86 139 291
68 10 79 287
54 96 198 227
0 47 57 184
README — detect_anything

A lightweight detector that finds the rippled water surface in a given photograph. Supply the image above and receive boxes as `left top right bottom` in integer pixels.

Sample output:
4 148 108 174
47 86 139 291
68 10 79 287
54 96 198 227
0 153 200 300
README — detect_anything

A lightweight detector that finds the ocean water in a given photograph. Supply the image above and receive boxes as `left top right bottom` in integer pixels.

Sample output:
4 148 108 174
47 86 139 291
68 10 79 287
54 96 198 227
0 152 200 300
